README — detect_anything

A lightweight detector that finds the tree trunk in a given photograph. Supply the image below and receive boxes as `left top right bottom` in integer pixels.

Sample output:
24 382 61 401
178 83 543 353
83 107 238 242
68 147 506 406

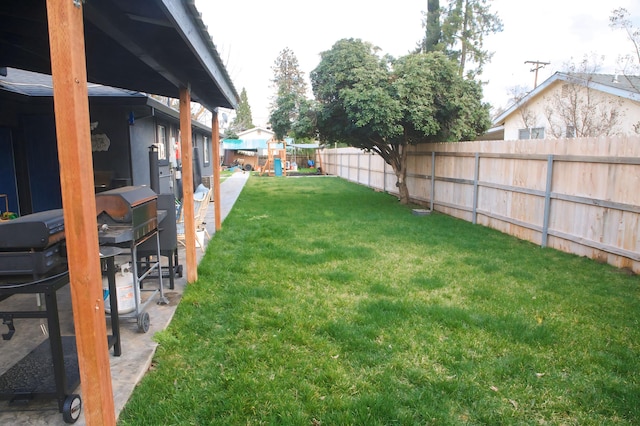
390 144 410 205
395 172 410 204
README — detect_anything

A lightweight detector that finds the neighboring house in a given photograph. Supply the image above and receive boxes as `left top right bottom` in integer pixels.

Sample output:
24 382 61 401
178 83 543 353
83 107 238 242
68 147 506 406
492 72 640 141
222 127 275 171
0 68 215 215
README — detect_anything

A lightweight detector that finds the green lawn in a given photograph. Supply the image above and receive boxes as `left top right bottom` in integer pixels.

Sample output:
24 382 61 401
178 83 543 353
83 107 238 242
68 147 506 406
119 177 640 425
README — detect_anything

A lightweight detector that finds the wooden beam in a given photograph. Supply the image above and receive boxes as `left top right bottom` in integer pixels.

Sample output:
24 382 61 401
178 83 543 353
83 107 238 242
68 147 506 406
180 87 197 283
45 0 115 424
212 110 221 231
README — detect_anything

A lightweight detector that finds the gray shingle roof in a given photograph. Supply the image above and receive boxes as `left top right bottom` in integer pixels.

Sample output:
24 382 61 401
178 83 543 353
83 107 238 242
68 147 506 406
0 67 146 98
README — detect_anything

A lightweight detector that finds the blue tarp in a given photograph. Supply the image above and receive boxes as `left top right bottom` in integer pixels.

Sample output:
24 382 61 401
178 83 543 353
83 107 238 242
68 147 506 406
222 138 269 150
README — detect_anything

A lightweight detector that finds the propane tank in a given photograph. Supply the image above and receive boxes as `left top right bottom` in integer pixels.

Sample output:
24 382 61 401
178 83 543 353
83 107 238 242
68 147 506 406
102 262 138 314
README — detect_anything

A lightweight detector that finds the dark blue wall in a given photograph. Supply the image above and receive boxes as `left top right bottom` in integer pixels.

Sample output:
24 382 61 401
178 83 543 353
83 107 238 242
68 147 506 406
0 127 18 215
22 115 62 212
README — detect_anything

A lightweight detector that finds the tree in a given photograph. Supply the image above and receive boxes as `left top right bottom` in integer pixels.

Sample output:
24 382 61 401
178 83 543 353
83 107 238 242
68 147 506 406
229 88 253 134
438 0 503 78
311 38 490 204
609 7 640 77
269 48 308 140
544 57 623 138
148 95 211 125
420 0 442 53
508 85 536 130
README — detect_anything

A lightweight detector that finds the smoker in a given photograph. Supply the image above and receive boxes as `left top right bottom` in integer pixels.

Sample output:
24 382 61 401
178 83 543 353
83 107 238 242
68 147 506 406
95 186 168 332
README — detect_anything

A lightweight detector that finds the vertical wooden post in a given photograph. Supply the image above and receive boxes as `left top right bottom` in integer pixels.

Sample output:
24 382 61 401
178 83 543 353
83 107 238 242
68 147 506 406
430 152 436 212
472 152 480 224
46 0 115 424
180 87 197 283
541 154 554 248
212 110 222 231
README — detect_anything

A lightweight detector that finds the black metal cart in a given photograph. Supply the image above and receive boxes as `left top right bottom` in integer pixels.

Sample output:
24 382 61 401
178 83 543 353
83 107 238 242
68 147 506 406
96 186 169 333
0 263 122 423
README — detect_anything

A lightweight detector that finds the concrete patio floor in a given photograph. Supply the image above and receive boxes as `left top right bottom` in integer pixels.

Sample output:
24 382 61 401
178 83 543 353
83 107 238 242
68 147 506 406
0 171 249 425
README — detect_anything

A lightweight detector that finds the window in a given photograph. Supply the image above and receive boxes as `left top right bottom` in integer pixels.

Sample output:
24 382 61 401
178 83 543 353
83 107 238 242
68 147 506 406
531 127 544 139
566 126 576 138
156 125 167 160
203 136 210 165
518 127 545 140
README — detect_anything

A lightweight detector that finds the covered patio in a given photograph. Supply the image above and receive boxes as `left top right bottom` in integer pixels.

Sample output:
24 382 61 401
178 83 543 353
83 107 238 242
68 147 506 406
0 0 237 423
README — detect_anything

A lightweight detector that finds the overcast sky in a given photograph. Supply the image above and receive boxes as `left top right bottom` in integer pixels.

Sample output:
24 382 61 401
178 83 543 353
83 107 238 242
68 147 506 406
195 0 640 127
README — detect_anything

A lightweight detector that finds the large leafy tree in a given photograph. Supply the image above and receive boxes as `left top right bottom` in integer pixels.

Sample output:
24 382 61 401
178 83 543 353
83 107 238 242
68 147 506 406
269 48 308 140
421 0 502 78
311 38 490 204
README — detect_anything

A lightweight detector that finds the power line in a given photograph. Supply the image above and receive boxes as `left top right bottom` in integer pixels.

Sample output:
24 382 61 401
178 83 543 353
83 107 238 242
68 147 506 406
525 60 550 88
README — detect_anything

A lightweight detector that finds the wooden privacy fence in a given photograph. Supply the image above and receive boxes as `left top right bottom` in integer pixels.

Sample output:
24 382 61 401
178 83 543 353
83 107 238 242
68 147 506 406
318 136 640 274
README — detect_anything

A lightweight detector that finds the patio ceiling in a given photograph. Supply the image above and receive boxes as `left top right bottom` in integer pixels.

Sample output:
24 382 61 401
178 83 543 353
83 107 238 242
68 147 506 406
0 0 238 111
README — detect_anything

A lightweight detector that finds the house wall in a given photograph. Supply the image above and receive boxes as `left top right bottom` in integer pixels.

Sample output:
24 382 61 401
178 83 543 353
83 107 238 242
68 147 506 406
90 104 133 188
237 127 274 142
21 114 62 212
0 92 215 214
318 136 640 274
128 115 155 188
0 127 19 215
504 80 640 140
0 98 59 214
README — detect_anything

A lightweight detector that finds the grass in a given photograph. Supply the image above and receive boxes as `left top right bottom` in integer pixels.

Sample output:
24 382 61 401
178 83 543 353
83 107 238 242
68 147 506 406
119 177 640 425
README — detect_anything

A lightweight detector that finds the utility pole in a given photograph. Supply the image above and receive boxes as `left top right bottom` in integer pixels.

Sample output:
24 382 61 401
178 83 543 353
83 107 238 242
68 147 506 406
525 60 550 88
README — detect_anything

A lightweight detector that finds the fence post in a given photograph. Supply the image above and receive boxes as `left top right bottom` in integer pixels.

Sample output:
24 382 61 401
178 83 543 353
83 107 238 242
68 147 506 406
430 152 436 212
383 161 386 193
472 152 480 224
541 154 554 248
368 153 372 187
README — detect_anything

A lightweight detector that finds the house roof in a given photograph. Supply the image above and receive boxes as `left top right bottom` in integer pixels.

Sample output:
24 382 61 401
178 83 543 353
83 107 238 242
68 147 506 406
0 67 145 98
236 127 275 138
0 0 239 111
493 72 640 126
0 67 213 133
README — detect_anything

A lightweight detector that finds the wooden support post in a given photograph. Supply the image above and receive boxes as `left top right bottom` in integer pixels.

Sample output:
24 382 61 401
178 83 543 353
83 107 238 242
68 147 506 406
46 0 115 424
212 110 222 231
180 87 197 283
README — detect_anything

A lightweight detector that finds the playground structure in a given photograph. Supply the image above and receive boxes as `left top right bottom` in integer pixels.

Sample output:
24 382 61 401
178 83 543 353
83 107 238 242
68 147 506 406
260 139 287 176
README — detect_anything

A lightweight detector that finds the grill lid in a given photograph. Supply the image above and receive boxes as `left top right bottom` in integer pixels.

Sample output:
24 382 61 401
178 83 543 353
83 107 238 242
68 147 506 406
0 209 65 250
95 186 157 223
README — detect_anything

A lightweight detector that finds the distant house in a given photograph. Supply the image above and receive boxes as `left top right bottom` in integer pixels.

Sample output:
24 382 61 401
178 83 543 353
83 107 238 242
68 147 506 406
0 68 215 215
222 127 275 171
492 73 640 141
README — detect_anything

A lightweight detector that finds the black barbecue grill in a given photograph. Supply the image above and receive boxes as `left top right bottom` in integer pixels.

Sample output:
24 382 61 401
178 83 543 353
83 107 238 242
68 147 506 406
95 185 168 332
95 186 158 244
0 209 66 276
0 208 121 423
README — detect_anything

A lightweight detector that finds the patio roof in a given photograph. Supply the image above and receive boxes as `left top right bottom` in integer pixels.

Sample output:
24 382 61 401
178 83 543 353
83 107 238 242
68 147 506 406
0 0 238 110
